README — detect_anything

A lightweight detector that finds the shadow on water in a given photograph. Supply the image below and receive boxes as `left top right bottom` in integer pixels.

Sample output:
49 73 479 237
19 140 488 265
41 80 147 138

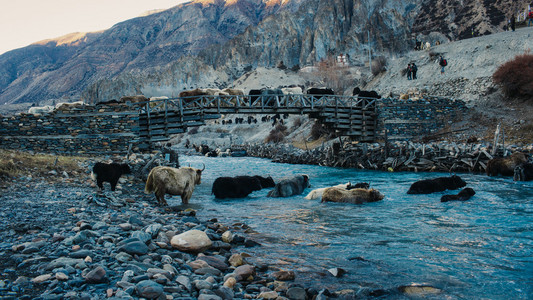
171 156 533 299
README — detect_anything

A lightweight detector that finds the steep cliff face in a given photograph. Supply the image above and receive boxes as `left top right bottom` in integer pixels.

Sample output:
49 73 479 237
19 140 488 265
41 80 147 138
412 0 531 40
81 0 419 102
0 0 295 105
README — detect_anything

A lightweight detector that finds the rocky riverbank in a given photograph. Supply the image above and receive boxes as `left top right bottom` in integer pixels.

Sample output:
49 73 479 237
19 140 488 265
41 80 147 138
0 162 334 300
238 140 533 173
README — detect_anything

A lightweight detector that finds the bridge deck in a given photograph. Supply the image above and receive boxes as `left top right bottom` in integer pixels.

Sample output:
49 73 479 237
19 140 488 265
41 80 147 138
135 94 377 147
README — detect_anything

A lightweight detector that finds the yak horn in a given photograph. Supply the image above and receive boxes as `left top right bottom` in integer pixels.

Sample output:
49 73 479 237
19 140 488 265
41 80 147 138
200 163 205 171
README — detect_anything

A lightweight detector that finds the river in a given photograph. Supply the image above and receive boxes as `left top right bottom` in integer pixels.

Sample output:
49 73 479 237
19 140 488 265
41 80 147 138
178 156 533 299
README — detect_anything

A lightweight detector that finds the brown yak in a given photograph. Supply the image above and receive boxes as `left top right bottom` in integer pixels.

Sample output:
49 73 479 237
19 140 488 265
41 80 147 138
144 165 204 205
322 187 384 204
486 152 528 177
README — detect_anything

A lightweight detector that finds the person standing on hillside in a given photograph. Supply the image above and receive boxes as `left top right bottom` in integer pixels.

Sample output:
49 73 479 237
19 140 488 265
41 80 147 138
412 62 418 80
510 14 516 31
407 63 412 80
439 56 447 75
528 10 533 27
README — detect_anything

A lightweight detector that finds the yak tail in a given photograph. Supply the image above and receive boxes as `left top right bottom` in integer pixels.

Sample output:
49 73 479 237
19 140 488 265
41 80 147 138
144 170 155 194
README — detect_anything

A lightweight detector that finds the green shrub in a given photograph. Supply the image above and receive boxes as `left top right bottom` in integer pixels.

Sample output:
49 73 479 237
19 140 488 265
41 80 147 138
493 53 533 99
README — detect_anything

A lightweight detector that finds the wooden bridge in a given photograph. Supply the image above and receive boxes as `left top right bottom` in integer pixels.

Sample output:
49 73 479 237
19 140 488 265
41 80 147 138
136 94 377 149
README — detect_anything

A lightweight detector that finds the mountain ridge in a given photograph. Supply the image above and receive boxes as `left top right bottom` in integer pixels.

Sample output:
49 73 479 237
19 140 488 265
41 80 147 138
0 0 530 111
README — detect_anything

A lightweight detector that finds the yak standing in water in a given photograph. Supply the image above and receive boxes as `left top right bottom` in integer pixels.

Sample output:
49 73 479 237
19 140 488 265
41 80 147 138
321 187 384 204
267 175 310 197
407 175 466 194
145 165 204 205
212 175 275 199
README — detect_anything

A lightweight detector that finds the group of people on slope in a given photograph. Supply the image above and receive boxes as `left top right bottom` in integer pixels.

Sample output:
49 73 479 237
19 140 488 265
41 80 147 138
406 56 447 80
508 9 533 31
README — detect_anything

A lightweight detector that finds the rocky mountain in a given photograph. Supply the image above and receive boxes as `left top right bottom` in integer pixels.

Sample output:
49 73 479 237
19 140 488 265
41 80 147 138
81 0 421 102
412 0 532 40
0 0 530 109
0 0 301 106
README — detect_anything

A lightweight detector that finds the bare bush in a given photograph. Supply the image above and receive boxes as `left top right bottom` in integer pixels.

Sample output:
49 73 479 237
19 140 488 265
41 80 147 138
310 121 328 140
371 56 387 76
292 117 304 129
265 124 288 143
315 56 353 94
493 53 533 99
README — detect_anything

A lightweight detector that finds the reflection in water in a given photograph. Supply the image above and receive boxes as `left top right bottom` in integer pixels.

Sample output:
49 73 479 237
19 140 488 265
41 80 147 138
179 156 533 299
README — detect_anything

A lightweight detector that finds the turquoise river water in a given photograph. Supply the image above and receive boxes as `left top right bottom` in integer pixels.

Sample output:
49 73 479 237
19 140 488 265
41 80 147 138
177 156 532 299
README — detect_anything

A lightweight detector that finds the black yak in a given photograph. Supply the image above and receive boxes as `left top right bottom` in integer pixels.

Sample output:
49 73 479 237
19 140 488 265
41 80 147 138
407 175 466 194
441 188 476 202
91 162 132 191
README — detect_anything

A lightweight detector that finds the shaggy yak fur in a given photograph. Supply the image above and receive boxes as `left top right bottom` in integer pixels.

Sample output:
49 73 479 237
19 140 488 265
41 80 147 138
305 182 351 200
407 175 466 194
254 175 276 188
486 152 528 177
514 162 533 181
321 187 384 204
440 187 476 202
347 182 370 190
267 175 310 197
91 162 131 191
144 166 203 205
212 175 274 199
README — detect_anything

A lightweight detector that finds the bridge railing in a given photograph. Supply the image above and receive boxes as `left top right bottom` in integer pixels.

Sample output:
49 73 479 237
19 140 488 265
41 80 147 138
138 94 378 115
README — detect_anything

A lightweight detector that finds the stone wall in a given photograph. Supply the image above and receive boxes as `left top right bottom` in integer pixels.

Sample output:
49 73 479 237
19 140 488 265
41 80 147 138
376 96 467 141
0 96 468 154
0 105 139 155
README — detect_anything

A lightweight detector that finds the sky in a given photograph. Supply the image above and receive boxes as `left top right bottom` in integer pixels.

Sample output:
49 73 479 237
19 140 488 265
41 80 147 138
0 0 190 55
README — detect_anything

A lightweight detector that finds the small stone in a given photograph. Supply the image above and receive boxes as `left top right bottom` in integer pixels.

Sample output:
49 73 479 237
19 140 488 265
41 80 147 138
221 231 233 243
188 259 209 270
136 280 164 299
84 266 106 283
198 255 229 271
223 277 236 288
228 253 244 267
400 285 442 296
55 272 69 281
119 223 132 231
116 252 133 262
107 288 114 297
176 275 192 291
286 287 307 300
32 274 52 284
272 270 295 281
233 264 255 281
257 291 278 299
118 241 149 255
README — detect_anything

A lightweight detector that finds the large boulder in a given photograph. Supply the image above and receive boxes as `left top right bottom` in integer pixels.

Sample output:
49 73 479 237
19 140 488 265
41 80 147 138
170 230 212 253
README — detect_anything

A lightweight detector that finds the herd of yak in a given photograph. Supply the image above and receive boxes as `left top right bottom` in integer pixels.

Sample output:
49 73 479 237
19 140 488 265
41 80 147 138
90 151 532 206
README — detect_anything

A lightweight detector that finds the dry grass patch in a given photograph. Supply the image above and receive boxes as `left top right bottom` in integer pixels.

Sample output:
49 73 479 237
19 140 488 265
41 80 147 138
0 149 88 180
292 137 327 150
